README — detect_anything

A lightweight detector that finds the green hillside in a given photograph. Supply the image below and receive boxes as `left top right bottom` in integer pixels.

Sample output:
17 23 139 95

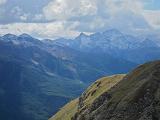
50 60 160 120
72 60 160 120
49 74 125 120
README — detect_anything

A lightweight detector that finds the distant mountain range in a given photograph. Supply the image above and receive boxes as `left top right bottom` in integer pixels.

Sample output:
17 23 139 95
0 29 159 120
53 29 160 63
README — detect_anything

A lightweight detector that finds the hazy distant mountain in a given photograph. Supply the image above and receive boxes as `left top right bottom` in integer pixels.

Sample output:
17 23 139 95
0 32 136 120
0 29 159 120
53 29 160 64
0 40 85 120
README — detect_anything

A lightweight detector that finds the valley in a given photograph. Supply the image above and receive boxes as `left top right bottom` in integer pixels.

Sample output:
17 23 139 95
0 29 160 120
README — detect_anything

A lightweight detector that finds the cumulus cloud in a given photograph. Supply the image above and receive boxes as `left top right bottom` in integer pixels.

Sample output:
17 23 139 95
11 6 29 21
42 0 98 21
0 0 160 38
19 14 28 21
0 0 6 5
40 0 152 34
0 21 80 39
143 10 160 29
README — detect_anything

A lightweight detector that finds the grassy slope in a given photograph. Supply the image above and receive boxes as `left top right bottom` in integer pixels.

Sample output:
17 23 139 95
49 74 125 120
81 74 126 108
49 99 79 120
71 60 160 120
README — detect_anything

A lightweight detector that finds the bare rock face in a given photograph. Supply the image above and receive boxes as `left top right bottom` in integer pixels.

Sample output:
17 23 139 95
73 61 160 120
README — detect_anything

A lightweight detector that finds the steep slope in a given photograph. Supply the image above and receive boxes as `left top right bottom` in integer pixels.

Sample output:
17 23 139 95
49 74 125 120
50 60 160 120
73 60 160 120
49 99 79 120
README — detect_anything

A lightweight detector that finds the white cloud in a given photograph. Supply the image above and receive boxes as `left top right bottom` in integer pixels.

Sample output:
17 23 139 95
33 14 43 21
10 6 30 21
41 0 151 33
0 0 6 5
42 0 97 21
0 0 160 38
20 14 28 21
143 10 160 29
43 0 76 20
11 6 23 16
0 21 80 39
79 0 97 16
42 0 144 20
105 0 160 30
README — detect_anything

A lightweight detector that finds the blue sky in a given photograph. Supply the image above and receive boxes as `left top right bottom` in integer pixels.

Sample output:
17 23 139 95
144 0 160 10
0 0 160 39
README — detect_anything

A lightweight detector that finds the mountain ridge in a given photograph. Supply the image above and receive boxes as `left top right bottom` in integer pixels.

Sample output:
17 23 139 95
49 74 126 120
0 29 160 120
49 60 160 120
0 30 137 120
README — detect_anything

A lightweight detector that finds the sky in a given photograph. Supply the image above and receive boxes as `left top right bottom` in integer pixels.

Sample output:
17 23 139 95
0 0 160 39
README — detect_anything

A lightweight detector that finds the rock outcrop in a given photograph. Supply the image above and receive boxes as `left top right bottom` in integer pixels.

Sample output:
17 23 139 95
50 60 160 120
73 61 160 120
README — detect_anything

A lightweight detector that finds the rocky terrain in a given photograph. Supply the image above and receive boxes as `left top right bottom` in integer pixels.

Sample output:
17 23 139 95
50 60 160 120
49 74 125 120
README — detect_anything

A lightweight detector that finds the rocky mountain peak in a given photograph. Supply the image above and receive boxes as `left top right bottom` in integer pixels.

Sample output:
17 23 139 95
2 33 17 40
19 33 33 38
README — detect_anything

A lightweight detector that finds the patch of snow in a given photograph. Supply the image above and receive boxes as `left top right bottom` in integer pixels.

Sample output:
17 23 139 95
31 59 39 65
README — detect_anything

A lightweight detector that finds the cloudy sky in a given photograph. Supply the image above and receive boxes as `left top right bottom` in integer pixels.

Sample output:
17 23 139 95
0 0 160 39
